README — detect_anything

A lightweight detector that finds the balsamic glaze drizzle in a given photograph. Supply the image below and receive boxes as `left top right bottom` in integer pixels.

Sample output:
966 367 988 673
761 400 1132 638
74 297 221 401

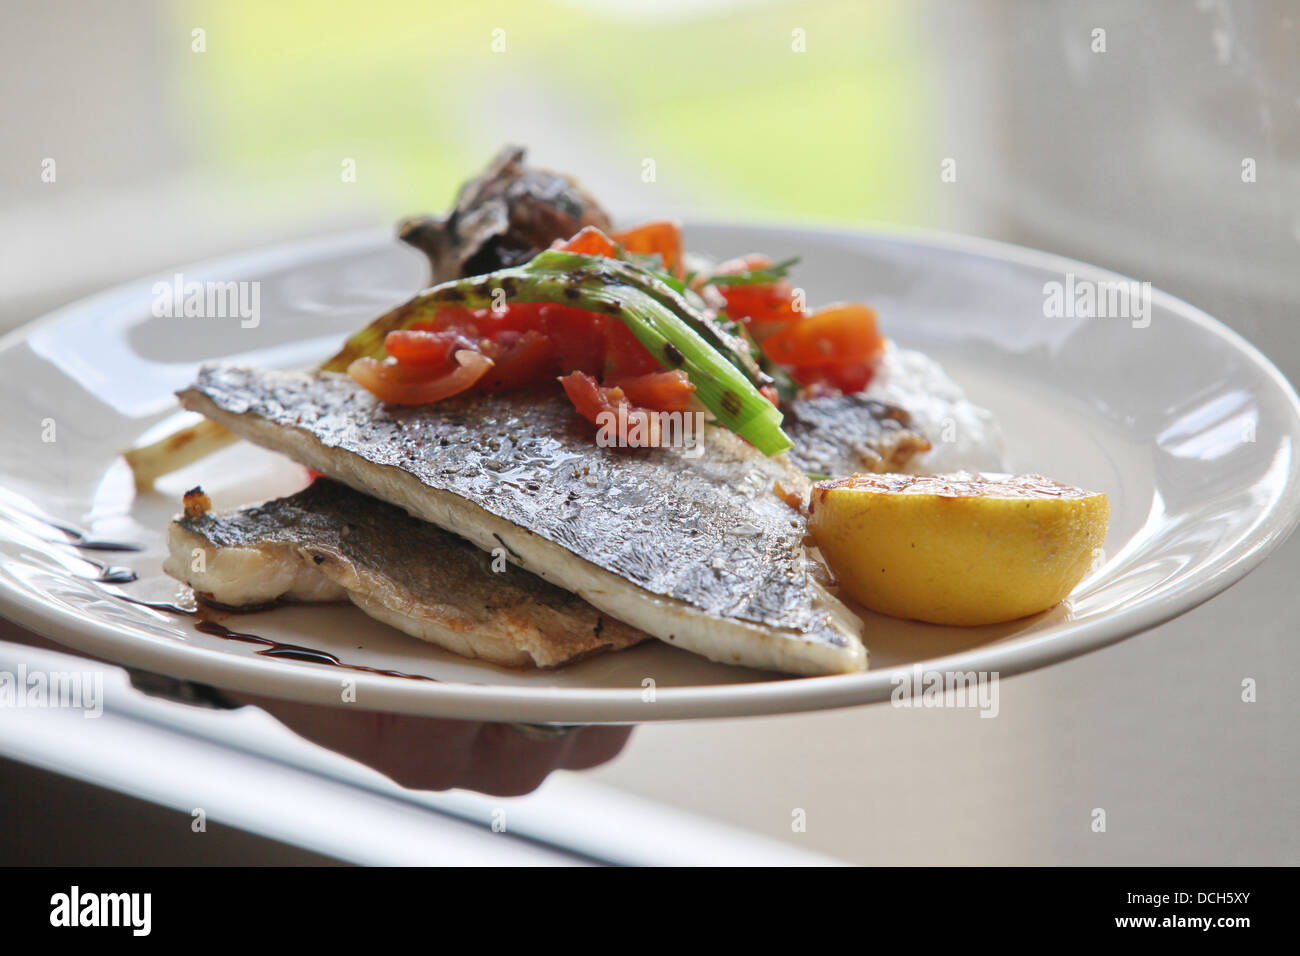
15 511 141 581
79 557 138 584
47 520 142 553
22 508 438 682
114 594 194 615
194 620 439 681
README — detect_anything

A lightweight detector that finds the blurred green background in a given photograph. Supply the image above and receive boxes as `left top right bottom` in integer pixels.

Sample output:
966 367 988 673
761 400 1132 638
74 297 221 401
4 0 966 330
176 0 929 224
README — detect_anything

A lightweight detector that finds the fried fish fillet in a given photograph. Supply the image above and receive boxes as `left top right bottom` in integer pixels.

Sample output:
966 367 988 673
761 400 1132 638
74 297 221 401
164 478 646 668
178 365 868 675
782 394 931 477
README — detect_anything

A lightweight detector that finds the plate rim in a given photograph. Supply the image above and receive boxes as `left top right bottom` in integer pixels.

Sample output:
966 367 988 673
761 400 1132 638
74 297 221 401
3 221 1299 722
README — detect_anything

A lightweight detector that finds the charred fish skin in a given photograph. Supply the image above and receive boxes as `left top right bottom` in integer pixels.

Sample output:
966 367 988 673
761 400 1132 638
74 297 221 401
782 394 932 478
178 365 867 675
165 479 645 669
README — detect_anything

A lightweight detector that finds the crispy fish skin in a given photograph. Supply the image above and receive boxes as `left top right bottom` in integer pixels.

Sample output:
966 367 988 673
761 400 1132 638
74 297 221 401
164 479 645 669
782 394 931 477
178 365 867 675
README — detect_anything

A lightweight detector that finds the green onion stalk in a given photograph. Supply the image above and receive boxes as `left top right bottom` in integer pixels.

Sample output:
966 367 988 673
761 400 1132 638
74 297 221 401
325 250 793 456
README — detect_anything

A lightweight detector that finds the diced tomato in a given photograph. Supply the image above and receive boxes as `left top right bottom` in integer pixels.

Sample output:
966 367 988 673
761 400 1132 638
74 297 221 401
559 371 664 448
834 363 877 393
559 371 620 425
540 305 607 373
603 320 660 380
384 329 475 366
761 303 882 367
612 370 695 412
717 281 803 342
348 350 493 405
480 329 557 390
613 220 683 276
789 362 877 394
411 304 546 340
562 221 682 277
481 301 547 333
373 292 667 408
558 226 620 259
408 306 483 338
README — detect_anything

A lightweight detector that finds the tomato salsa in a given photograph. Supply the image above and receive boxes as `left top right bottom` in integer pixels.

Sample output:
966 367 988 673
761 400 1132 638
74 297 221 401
347 224 885 444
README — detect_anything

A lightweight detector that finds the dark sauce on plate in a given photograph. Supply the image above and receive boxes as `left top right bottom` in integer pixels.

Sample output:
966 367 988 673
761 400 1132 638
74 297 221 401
20 508 439 683
115 594 194 615
194 619 439 682
47 520 143 553
80 556 138 584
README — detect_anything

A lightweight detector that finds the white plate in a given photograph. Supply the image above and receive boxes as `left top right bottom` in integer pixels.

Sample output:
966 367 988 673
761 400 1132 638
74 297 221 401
2 225 1298 722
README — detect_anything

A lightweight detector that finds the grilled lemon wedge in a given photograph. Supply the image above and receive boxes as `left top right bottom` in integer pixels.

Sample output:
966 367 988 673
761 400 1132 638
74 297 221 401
809 472 1109 626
